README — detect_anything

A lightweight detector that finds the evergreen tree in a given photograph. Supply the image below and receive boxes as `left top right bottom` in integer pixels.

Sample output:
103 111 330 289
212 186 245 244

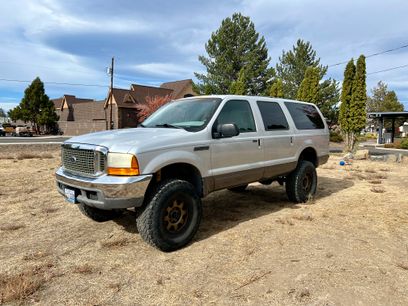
268 78 284 98
195 13 273 95
318 78 340 124
350 55 367 137
296 67 320 103
9 77 58 133
275 39 327 99
367 81 404 112
229 68 247 95
339 59 356 151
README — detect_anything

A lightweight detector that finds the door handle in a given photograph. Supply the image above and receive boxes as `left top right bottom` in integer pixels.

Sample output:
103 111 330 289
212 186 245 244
252 140 257 143
290 136 293 144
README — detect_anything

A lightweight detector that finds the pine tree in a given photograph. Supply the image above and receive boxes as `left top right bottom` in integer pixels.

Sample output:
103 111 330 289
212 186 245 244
339 59 356 151
367 81 404 112
268 78 284 98
296 67 320 103
318 78 340 124
275 39 327 99
9 77 58 133
229 68 247 95
350 55 367 139
195 13 273 95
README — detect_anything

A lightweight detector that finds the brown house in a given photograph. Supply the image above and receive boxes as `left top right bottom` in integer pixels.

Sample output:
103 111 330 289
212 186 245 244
52 79 196 135
104 79 195 129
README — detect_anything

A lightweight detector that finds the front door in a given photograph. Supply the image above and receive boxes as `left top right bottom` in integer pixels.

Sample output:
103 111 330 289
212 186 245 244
210 99 264 190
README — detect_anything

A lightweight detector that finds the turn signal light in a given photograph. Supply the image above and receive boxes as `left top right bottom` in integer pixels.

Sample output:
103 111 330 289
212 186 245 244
107 155 140 176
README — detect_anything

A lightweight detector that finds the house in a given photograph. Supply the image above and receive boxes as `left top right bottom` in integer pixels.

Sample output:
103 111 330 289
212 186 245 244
104 79 195 129
52 79 196 135
51 95 106 135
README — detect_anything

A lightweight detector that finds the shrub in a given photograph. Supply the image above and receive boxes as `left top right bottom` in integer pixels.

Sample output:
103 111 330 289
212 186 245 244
330 131 343 143
364 132 377 139
401 138 408 150
384 141 402 149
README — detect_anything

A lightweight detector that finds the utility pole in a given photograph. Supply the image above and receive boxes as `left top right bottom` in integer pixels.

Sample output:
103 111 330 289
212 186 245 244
108 57 114 130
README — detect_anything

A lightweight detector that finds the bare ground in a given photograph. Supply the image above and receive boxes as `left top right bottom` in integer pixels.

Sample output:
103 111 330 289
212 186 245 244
0 145 408 305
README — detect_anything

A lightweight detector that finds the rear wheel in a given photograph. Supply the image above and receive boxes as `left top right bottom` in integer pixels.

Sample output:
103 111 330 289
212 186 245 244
286 160 317 203
136 179 202 252
78 203 122 222
228 184 248 192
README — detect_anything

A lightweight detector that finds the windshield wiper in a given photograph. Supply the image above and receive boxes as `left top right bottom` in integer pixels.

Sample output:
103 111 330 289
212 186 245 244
138 123 146 128
154 123 183 129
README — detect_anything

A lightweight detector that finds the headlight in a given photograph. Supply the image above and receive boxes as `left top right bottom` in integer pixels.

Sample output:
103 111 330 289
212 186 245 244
107 153 140 176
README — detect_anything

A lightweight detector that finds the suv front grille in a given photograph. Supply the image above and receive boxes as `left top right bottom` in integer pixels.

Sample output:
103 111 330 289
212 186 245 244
62 145 106 176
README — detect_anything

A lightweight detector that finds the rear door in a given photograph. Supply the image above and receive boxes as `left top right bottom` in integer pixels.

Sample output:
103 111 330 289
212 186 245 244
210 99 263 190
256 100 297 177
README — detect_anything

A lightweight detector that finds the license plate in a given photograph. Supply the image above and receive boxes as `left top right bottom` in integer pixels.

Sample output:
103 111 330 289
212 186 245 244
64 188 76 203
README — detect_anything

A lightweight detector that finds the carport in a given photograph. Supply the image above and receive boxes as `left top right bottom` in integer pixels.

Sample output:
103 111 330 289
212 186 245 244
368 111 408 144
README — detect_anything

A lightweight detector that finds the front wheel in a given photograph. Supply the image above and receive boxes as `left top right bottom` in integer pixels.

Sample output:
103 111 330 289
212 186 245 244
136 179 202 252
286 160 317 203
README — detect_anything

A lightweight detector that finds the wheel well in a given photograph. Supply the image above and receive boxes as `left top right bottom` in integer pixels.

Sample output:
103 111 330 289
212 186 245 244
299 147 318 167
145 163 203 199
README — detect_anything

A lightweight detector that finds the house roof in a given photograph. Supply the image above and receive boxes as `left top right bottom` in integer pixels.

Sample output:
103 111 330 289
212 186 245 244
105 85 173 108
52 95 94 110
160 79 193 99
368 111 408 119
130 84 173 102
51 98 64 110
104 88 136 108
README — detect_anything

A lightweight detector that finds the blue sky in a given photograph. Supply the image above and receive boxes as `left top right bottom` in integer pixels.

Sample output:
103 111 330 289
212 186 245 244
1 0 408 112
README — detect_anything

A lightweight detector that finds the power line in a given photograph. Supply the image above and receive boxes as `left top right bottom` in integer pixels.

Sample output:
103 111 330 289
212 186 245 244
367 63 408 75
0 78 108 88
328 43 408 67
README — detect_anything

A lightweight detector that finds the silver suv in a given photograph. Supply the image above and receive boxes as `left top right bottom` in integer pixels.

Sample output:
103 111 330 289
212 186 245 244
56 95 329 251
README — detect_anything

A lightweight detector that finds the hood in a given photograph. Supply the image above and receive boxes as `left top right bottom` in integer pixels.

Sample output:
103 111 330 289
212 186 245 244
65 127 197 153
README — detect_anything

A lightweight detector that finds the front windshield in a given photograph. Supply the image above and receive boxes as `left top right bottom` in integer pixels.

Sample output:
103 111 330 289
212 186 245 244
142 97 222 132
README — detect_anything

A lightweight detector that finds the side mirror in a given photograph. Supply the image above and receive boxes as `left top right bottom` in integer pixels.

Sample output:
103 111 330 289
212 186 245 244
213 123 240 138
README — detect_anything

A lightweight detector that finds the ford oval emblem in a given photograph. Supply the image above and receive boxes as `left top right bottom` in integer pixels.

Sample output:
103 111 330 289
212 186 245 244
69 156 77 162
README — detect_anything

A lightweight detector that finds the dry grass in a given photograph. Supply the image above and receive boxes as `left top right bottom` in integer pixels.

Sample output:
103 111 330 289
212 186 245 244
372 173 388 180
17 153 54 160
100 237 131 249
72 264 94 274
1 148 408 305
0 224 25 231
0 265 51 304
23 251 50 261
41 207 59 214
396 262 408 270
0 155 15 160
293 212 314 221
371 186 386 193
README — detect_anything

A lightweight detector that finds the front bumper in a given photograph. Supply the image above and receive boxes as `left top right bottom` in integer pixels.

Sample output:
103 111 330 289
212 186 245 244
55 167 152 210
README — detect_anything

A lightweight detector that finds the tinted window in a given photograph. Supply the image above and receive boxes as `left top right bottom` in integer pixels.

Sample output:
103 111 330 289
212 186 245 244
215 100 256 133
257 101 289 130
284 102 324 129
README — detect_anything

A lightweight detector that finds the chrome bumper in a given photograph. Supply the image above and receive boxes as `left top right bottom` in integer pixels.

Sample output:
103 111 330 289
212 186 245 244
55 167 152 210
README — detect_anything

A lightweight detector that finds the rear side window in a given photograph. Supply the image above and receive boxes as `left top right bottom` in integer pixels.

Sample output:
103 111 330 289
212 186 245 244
257 101 289 130
284 102 325 129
